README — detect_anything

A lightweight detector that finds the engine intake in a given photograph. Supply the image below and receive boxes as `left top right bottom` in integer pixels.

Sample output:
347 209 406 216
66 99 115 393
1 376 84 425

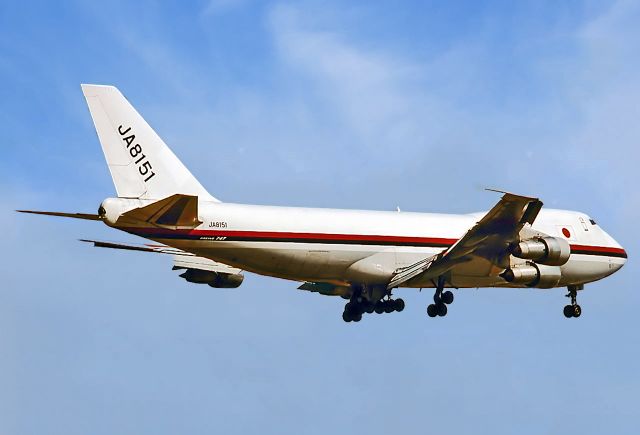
512 237 570 266
179 269 244 288
501 263 561 289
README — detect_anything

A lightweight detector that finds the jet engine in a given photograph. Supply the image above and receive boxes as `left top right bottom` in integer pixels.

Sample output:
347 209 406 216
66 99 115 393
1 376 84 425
179 269 244 288
511 237 570 266
500 263 562 289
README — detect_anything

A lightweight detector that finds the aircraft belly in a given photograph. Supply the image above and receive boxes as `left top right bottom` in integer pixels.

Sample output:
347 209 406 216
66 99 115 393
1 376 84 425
149 238 404 282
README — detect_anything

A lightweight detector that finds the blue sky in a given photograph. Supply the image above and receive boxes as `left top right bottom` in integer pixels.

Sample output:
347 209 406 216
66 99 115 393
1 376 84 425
1 1 639 434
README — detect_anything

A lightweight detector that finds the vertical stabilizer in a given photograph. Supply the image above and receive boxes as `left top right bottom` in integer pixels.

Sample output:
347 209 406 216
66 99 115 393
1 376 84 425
81 84 218 201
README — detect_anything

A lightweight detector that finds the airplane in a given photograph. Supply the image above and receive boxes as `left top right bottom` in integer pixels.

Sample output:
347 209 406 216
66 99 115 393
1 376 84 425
18 84 627 322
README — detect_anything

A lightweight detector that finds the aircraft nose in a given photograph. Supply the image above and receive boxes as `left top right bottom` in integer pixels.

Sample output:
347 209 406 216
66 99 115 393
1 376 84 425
616 244 627 268
602 230 627 271
609 253 627 276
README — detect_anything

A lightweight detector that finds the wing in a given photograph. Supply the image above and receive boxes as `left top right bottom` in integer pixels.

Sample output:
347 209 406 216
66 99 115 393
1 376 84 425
388 191 543 289
79 239 184 254
81 239 244 287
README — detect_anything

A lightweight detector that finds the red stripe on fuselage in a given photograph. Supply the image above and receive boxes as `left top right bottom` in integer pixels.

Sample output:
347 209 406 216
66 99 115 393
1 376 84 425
123 227 627 257
125 227 457 246
569 244 627 258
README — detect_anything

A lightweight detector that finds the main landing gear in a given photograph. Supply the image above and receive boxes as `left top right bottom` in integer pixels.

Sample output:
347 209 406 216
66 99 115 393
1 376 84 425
342 296 405 322
563 284 583 318
427 276 454 318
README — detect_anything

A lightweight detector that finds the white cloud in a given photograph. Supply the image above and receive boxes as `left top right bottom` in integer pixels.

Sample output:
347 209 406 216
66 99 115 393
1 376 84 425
268 4 445 154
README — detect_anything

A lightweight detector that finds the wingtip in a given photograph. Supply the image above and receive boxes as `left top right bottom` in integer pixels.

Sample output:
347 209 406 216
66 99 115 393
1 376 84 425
485 188 509 194
485 188 538 200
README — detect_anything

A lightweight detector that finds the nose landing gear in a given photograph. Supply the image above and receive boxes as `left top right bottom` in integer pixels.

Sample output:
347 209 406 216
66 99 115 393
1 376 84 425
563 284 583 318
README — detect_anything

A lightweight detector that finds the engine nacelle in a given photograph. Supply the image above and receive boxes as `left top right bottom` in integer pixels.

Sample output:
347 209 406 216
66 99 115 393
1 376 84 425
512 237 570 266
179 269 244 288
501 263 562 289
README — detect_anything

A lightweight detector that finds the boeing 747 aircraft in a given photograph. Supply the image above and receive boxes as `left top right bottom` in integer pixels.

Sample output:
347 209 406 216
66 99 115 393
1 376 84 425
19 85 627 322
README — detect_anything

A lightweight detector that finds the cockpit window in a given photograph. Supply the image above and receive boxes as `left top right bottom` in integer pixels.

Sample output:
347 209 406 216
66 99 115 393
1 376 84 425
589 219 597 225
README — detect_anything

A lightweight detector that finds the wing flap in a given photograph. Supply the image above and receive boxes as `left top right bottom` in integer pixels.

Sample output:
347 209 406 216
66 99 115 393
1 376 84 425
298 282 351 297
387 254 439 289
172 255 241 274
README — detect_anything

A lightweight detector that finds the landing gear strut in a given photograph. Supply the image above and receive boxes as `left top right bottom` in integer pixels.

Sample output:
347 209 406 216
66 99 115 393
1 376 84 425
563 284 583 318
427 276 454 317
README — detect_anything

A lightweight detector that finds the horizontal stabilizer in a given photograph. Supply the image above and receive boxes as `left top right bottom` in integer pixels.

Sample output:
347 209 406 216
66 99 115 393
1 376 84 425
119 194 201 229
17 210 101 221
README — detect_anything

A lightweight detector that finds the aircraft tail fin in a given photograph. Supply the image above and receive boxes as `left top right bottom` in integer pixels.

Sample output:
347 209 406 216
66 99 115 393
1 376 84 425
81 84 218 202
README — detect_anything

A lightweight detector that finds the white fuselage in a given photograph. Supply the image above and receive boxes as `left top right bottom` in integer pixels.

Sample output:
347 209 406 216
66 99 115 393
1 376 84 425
112 201 627 289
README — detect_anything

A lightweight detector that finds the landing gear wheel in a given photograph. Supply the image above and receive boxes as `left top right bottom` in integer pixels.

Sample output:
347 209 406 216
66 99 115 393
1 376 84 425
427 276 452 318
342 311 352 322
564 285 584 319
563 305 574 318
352 311 362 322
442 291 454 305
364 303 375 314
573 304 582 318
383 301 394 314
427 304 438 317
394 298 405 312
374 304 385 314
